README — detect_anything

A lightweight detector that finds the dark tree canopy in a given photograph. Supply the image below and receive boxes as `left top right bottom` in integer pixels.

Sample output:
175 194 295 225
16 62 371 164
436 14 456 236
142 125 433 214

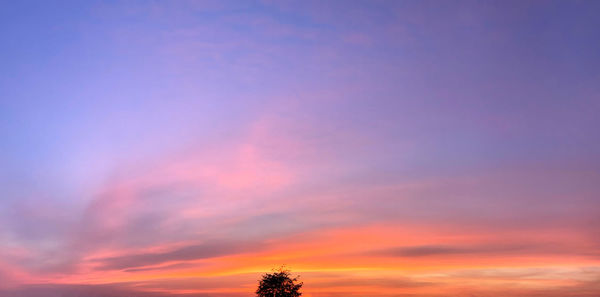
256 267 303 297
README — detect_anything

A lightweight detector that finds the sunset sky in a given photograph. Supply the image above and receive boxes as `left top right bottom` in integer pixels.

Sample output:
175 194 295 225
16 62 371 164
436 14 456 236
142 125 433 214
1 1 599 296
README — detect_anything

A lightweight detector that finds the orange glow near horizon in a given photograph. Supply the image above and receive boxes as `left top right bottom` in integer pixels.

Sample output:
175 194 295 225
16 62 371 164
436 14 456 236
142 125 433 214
15 223 597 297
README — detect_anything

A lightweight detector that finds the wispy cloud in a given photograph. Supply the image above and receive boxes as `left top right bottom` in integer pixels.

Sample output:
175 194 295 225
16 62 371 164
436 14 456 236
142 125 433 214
93 240 264 271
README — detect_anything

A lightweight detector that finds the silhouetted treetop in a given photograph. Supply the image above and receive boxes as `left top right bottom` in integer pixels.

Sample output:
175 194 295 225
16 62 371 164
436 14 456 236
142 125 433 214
256 267 303 297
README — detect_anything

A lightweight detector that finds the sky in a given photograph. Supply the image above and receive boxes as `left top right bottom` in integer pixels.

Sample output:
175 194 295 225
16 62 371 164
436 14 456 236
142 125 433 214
0 0 599 296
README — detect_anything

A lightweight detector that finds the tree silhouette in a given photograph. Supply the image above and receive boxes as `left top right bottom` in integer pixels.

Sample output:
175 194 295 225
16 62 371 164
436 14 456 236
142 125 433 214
256 267 303 297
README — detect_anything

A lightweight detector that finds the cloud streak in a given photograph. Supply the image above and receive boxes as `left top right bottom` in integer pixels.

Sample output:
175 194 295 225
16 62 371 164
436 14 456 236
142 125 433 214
94 241 264 271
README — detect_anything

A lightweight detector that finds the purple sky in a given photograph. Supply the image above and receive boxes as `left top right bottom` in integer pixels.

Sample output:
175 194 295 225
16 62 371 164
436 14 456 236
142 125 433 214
0 1 599 296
